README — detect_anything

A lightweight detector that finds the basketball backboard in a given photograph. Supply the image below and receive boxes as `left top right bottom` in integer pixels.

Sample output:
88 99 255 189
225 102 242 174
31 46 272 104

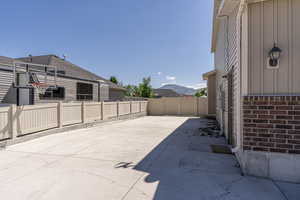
13 61 58 93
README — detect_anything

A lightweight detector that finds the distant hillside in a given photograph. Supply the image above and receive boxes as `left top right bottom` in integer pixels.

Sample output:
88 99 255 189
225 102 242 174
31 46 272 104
159 84 197 95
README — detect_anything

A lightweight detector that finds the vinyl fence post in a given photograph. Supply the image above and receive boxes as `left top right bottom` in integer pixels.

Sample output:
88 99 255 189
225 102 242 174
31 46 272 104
101 101 104 120
130 101 132 114
117 101 119 118
10 104 17 139
146 101 149 115
196 97 199 116
139 101 142 113
178 98 181 116
58 101 63 128
82 101 86 123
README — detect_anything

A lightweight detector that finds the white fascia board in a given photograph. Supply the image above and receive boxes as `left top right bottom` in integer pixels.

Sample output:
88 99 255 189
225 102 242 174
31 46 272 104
247 0 269 4
218 0 240 16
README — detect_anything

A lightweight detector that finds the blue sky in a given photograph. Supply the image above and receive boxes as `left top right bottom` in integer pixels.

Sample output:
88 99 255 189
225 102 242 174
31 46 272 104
0 0 213 89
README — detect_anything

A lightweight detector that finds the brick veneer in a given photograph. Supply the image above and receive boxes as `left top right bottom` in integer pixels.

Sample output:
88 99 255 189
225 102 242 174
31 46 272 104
243 96 300 154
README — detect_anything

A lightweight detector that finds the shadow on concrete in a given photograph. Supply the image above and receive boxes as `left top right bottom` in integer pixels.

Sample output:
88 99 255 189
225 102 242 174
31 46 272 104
133 118 243 200
132 118 298 200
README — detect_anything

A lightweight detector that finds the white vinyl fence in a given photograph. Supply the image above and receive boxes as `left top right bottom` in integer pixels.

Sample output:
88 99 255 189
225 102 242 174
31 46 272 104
84 102 102 123
17 104 58 136
148 97 208 116
62 103 82 126
118 102 131 116
0 101 148 142
103 102 118 120
0 106 11 140
131 101 140 113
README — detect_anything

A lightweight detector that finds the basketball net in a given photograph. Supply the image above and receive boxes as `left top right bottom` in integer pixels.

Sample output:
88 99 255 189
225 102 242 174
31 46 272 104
32 83 49 95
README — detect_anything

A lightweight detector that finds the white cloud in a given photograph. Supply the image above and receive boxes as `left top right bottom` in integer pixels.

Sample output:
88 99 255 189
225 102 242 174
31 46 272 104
166 75 176 81
157 72 162 76
185 82 207 90
160 75 177 85
161 82 174 86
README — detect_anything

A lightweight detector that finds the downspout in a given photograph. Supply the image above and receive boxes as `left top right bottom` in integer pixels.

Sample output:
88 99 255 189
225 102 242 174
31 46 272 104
232 0 247 153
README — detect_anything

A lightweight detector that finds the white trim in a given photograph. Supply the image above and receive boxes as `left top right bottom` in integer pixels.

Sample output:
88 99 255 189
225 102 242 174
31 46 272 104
241 6 249 96
239 4 248 153
235 0 247 150
218 0 240 16
212 0 268 52
247 0 269 4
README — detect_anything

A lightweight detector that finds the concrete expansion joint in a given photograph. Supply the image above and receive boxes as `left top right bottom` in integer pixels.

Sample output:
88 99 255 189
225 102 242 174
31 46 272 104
272 180 289 200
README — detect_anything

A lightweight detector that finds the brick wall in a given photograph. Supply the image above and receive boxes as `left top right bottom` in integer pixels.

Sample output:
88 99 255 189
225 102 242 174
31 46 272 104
243 96 300 154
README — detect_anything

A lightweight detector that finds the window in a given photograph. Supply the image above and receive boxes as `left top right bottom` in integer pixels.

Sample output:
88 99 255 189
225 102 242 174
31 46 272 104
39 87 65 100
77 82 93 100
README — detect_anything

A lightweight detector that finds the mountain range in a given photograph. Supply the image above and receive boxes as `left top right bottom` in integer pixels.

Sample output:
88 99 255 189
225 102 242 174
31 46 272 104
159 84 197 95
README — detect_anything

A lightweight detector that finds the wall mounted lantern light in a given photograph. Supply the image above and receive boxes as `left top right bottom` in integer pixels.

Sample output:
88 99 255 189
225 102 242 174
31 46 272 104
268 43 282 67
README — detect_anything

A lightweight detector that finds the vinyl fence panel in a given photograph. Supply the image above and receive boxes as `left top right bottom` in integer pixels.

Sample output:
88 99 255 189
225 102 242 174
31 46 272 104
85 102 102 122
140 101 148 112
118 102 131 116
103 102 118 119
0 100 148 143
17 104 58 135
0 106 11 140
131 101 140 113
148 97 208 116
62 103 82 126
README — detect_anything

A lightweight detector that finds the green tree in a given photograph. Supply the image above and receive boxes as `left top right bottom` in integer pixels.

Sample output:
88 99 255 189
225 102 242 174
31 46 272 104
138 77 153 98
109 76 118 84
195 88 207 97
125 85 141 97
125 85 132 96
132 85 140 97
124 77 153 97
125 85 135 96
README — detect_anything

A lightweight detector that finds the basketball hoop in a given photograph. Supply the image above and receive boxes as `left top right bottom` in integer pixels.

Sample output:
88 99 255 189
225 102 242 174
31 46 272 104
32 82 49 95
13 61 58 90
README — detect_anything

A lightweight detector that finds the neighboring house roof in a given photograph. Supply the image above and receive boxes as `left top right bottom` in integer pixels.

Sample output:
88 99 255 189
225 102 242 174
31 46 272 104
0 56 14 71
17 55 125 91
203 70 217 80
0 56 14 65
153 89 181 98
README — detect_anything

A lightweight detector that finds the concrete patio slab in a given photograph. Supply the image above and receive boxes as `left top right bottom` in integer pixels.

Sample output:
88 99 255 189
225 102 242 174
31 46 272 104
0 116 298 200
275 181 300 200
0 150 29 166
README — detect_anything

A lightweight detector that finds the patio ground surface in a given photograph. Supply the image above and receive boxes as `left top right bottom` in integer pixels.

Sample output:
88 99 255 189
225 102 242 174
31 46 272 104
0 116 299 200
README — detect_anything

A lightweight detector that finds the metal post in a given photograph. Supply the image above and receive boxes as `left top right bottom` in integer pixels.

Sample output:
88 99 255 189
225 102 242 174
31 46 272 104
98 81 101 102
54 66 57 88
44 65 48 85
13 61 16 87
